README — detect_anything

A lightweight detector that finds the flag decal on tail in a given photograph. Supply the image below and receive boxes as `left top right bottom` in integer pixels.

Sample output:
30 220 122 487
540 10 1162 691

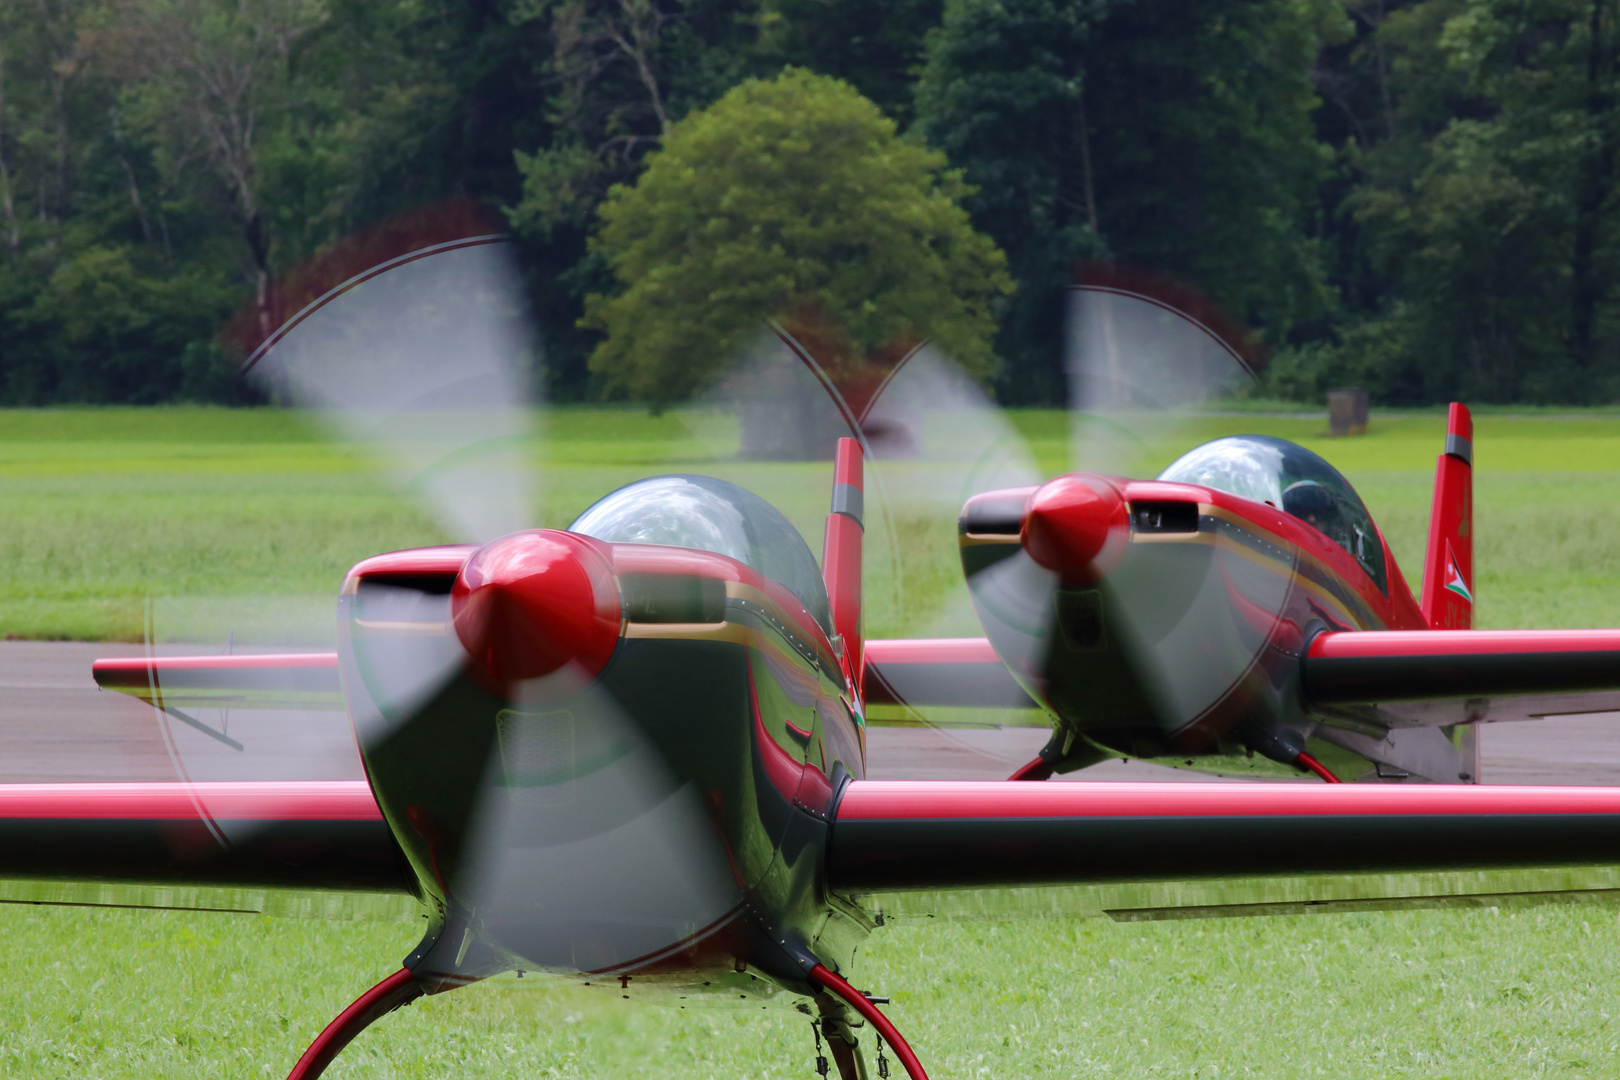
1443 541 1472 604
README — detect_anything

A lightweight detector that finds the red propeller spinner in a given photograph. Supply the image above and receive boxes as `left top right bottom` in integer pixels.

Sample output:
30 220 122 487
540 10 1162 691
450 530 622 687
1020 475 1130 585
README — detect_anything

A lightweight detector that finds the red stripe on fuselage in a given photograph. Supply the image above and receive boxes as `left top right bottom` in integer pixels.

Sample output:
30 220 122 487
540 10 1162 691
1123 479 1425 631
834 781 1620 821
0 781 382 821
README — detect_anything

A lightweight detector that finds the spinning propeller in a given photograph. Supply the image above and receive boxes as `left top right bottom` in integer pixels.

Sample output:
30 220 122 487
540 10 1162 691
125 204 1287 1012
960 266 1286 775
129 204 1047 994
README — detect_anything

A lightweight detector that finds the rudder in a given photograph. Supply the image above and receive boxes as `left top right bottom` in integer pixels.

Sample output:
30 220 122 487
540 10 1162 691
823 437 864 676
1421 403 1474 630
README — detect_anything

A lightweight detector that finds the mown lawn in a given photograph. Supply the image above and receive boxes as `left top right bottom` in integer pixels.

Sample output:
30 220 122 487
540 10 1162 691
7 405 1620 1077
5 404 1619 640
7 903 1620 1078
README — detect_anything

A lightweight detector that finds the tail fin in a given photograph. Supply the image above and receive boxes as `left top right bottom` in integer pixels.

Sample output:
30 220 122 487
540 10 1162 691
823 437 864 677
1420 403 1474 629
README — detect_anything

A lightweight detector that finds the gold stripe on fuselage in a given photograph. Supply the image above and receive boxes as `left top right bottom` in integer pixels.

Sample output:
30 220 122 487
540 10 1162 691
623 580 839 690
1133 504 1378 630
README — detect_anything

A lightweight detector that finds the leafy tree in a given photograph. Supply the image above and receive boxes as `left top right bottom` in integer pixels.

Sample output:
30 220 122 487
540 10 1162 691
85 0 326 333
755 0 942 125
1292 0 1620 403
914 0 1109 404
505 0 764 396
583 68 1011 405
918 0 1344 403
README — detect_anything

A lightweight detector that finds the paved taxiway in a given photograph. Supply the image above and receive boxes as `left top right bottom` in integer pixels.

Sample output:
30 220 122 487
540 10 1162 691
3 641 1618 785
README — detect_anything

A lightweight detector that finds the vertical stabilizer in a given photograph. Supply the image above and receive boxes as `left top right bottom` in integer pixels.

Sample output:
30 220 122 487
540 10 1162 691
1421 403 1474 629
823 437 864 678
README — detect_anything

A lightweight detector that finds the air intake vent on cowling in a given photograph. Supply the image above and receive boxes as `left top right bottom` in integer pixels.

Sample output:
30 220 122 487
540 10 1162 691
620 574 727 623
1131 501 1199 534
958 495 1027 536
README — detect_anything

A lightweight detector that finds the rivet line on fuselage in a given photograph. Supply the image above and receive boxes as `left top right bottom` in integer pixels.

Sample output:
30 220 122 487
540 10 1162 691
727 597 824 673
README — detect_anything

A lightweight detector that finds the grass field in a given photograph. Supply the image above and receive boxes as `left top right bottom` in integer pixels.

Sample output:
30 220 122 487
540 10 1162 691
6 404 1620 640
8 404 1620 1077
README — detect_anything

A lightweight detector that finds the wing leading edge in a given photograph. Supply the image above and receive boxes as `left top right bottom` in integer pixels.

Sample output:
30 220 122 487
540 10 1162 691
1303 629 1620 725
0 781 412 910
827 780 1620 917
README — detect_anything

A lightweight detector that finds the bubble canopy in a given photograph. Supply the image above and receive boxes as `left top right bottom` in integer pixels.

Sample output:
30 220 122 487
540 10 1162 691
1158 435 1387 592
570 475 833 632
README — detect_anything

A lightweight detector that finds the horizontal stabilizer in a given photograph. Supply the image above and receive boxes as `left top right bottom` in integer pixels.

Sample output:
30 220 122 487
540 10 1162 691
864 638 1036 710
827 780 1620 893
1302 630 1620 722
93 653 344 710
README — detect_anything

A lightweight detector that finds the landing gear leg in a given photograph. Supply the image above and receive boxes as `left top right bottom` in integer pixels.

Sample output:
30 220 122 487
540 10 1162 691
285 968 425 1080
808 965 929 1080
814 994 870 1080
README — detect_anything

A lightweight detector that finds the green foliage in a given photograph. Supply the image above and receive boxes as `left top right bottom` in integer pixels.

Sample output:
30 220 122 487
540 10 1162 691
511 143 605 241
916 0 1345 404
3 0 1618 407
1303 0 1620 404
583 68 1011 404
756 0 941 124
914 0 1110 404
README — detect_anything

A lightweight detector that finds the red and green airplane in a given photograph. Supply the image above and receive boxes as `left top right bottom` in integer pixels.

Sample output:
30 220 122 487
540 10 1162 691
6 232 1620 1080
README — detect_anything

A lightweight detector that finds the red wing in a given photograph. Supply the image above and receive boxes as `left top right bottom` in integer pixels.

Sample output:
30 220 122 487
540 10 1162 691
828 780 1620 920
863 639 1035 709
93 653 344 710
0 780 413 915
1304 630 1620 725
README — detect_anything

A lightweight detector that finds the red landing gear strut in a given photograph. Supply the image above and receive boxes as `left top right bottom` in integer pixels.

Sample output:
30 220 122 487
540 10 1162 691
1007 755 1056 781
288 965 926 1078
808 965 929 1080
286 968 425 1080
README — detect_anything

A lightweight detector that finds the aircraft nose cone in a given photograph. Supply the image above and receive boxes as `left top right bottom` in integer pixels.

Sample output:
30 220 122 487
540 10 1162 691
451 530 622 686
1021 475 1129 584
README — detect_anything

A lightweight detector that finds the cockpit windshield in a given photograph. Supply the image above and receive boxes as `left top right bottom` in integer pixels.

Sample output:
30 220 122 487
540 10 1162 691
1158 436 1387 592
570 475 832 633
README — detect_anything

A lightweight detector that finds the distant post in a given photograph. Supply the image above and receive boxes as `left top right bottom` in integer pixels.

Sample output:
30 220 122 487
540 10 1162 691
1328 388 1369 436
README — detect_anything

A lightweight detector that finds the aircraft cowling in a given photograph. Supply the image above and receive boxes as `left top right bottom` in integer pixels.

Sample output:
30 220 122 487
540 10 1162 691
962 478 1305 764
336 539 862 991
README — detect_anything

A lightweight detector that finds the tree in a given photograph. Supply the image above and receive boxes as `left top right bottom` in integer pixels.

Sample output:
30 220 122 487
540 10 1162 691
917 0 1344 403
914 0 1110 404
0 0 253 404
755 0 942 125
583 68 1011 406
505 0 764 397
1303 0 1620 403
84 0 325 339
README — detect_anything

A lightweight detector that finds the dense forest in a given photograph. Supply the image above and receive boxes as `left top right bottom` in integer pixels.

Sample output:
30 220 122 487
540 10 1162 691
0 0 1616 406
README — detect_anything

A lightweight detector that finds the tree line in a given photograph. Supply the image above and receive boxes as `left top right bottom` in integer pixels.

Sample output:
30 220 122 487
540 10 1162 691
0 0 1616 407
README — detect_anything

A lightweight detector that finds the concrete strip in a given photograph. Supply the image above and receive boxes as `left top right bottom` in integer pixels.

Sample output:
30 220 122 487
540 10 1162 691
2 642 1617 785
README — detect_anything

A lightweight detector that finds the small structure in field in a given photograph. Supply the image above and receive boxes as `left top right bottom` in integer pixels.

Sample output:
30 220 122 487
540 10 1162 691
1328 388 1369 436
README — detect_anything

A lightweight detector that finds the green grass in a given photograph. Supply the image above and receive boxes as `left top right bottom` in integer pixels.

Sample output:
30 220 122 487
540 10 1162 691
8 405 1620 640
8 904 1620 1077
10 405 1620 1076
